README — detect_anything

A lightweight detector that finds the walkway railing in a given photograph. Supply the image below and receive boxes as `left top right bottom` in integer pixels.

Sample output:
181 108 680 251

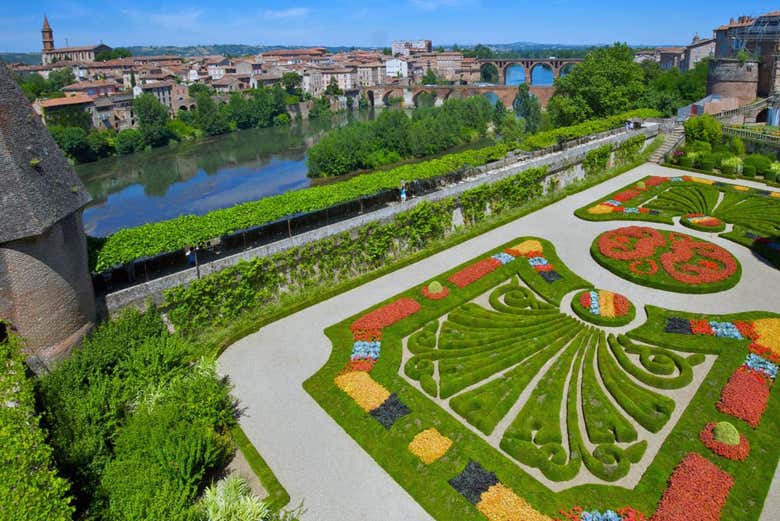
723 126 780 146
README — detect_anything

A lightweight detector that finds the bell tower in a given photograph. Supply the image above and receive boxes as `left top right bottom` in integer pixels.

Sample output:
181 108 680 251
42 16 54 52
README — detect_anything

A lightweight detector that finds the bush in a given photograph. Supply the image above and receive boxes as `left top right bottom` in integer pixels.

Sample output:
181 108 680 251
712 421 740 446
720 156 743 176
687 140 712 153
0 332 74 521
115 128 145 155
678 155 695 168
743 154 772 176
742 165 756 178
683 114 722 146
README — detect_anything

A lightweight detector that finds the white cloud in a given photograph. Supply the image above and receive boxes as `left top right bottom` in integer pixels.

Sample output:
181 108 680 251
263 8 311 20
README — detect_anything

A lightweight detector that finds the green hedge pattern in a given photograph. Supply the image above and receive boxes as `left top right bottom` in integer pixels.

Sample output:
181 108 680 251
305 233 780 520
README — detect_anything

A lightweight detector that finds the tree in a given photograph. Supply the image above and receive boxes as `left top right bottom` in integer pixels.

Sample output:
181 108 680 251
115 128 144 154
683 114 722 146
133 93 172 147
95 48 132 61
325 77 343 96
49 125 94 162
382 47 391 56
422 67 439 85
547 43 646 126
193 93 230 135
513 83 542 133
47 68 75 91
282 72 302 95
188 83 214 97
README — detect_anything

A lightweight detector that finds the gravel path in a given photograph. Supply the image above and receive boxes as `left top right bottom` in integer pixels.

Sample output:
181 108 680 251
218 164 780 521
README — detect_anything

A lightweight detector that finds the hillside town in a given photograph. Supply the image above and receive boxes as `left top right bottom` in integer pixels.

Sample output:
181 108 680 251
8 11 780 133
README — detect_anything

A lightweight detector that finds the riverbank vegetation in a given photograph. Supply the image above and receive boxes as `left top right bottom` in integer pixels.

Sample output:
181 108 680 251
548 43 708 126
92 109 655 270
307 97 494 177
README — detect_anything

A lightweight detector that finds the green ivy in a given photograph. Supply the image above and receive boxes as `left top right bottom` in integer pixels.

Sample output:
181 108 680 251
583 145 612 177
0 332 74 521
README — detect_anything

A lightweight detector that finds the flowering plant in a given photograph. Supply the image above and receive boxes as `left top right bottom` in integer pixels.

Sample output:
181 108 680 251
651 453 733 521
351 298 421 334
717 367 771 428
448 258 502 288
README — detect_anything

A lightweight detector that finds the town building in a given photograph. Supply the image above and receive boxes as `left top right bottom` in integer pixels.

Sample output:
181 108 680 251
36 94 95 128
0 64 95 369
708 11 780 107
63 79 120 97
682 34 716 71
356 63 386 87
657 47 686 70
92 93 136 131
40 16 111 65
385 58 409 79
391 40 432 56
261 48 331 66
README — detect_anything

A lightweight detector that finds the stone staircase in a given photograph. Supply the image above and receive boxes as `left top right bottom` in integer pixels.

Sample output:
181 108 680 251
649 126 685 163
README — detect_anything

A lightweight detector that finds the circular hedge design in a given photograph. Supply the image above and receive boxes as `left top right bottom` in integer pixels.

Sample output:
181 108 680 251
571 289 635 326
591 226 741 293
680 214 726 233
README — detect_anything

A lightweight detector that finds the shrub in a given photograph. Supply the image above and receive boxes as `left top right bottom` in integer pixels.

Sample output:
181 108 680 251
687 140 712 153
742 165 756 178
730 136 746 155
743 154 772 176
712 421 740 445
678 155 695 168
720 156 743 176
683 114 722 146
0 332 74 521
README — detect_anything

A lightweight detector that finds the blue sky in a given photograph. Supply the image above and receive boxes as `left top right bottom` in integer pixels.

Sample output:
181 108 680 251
1 0 776 52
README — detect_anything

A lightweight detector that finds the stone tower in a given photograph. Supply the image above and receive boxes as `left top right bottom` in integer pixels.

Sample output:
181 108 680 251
42 16 54 52
0 63 95 370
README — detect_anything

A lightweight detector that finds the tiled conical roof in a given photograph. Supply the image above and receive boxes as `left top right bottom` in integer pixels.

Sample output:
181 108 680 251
0 63 91 243
42 16 51 30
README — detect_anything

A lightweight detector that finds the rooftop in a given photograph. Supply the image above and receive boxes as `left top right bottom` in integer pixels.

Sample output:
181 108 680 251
43 44 109 53
39 94 95 108
0 64 91 243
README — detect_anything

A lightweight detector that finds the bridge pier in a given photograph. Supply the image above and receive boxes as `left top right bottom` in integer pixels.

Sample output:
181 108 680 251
403 88 414 108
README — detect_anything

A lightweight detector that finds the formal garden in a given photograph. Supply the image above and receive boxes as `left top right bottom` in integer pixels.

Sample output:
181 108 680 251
304 173 780 521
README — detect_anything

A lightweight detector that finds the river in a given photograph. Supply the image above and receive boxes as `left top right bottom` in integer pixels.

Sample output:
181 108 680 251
77 111 375 237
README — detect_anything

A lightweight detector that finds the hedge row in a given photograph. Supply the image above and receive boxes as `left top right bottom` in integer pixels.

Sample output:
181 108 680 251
94 110 660 271
0 332 73 521
519 109 661 150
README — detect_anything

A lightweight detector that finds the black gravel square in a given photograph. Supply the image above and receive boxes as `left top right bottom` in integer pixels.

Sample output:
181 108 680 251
370 393 410 429
757 190 771 196
540 270 562 283
664 317 692 335
744 232 760 240
649 209 661 215
448 460 499 504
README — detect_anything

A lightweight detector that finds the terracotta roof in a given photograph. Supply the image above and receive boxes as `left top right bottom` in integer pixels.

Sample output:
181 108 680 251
657 47 686 54
43 44 108 53
39 94 95 108
0 64 91 243
63 79 119 91
141 81 175 89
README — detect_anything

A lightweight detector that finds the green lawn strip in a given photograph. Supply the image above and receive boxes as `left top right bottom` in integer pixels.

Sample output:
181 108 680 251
589 230 742 294
304 229 780 519
230 425 290 510
570 289 636 327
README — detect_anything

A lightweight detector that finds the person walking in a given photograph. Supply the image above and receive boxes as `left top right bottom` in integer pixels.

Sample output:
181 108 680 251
400 182 407 204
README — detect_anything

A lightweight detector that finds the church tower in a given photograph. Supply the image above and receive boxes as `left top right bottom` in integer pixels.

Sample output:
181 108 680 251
42 16 54 52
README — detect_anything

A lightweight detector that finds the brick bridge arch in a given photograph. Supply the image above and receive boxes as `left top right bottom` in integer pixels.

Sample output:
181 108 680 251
362 84 555 109
478 58 582 85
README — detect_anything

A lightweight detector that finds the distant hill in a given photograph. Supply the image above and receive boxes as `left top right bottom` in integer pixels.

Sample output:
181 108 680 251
125 44 374 57
0 52 41 65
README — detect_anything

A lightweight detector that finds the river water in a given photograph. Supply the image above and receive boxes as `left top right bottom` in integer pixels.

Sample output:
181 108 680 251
77 112 374 237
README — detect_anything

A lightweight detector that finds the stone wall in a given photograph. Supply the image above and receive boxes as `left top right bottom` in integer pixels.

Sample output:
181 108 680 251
104 126 660 315
707 59 759 106
0 213 95 369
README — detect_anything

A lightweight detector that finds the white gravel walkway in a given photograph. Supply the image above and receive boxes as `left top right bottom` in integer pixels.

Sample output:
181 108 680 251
218 163 780 521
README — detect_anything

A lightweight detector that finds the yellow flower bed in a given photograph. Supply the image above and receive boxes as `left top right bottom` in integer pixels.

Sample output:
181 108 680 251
599 290 616 318
771 192 780 199
408 428 453 464
334 371 390 412
753 318 780 356
733 185 750 192
587 204 615 215
689 176 715 185
508 240 544 256
476 484 552 521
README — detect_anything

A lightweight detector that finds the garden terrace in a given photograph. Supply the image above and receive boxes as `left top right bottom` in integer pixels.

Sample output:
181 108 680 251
219 163 780 521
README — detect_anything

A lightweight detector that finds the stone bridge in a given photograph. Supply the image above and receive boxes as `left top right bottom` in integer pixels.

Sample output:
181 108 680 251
362 84 555 109
478 58 583 85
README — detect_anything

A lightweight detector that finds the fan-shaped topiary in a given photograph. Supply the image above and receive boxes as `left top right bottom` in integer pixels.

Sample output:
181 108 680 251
712 421 740 446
